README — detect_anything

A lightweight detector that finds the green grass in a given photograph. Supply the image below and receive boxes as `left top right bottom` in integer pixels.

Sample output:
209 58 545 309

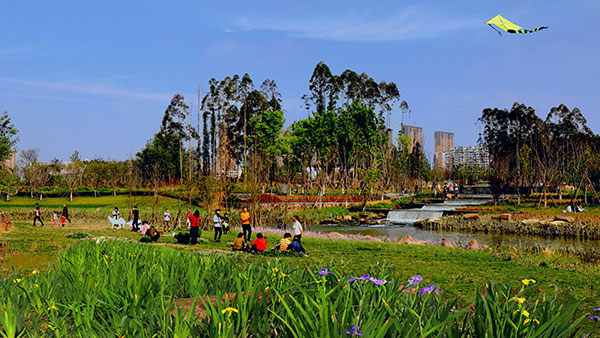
2 196 600 334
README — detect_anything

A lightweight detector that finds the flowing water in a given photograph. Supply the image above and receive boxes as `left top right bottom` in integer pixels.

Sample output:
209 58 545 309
314 199 600 250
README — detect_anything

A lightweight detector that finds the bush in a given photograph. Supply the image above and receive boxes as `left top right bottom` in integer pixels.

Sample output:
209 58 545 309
66 232 90 239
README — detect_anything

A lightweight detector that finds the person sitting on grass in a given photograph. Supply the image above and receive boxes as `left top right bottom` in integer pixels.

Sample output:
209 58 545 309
288 235 307 255
273 233 292 251
249 233 267 254
232 232 246 252
146 225 160 242
140 221 150 236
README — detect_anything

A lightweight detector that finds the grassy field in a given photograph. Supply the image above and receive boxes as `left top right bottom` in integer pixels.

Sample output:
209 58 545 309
1 196 600 335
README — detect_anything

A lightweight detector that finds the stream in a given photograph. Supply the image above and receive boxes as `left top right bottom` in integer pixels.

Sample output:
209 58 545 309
312 199 600 250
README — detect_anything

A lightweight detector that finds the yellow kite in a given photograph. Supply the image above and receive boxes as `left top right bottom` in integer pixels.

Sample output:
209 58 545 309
487 15 548 35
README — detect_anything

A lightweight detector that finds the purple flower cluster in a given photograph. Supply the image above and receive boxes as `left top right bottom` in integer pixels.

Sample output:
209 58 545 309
345 325 363 336
317 268 334 276
419 285 443 295
408 275 422 285
346 274 394 286
588 316 600 321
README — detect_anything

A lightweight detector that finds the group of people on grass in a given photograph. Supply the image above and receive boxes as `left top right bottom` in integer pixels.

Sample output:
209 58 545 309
31 203 71 227
232 231 306 255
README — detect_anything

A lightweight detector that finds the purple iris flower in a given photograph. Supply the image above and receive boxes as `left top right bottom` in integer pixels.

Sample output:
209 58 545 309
346 274 393 285
408 275 423 285
419 285 442 294
588 316 600 321
594 307 600 311
345 325 363 336
318 268 334 276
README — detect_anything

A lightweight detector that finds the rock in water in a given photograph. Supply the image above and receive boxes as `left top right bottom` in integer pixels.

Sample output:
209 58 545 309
398 236 413 244
554 215 574 223
498 213 511 221
467 239 479 250
521 218 540 225
463 213 480 221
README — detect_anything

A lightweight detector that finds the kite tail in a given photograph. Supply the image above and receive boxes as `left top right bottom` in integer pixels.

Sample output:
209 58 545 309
488 24 503 36
509 26 549 34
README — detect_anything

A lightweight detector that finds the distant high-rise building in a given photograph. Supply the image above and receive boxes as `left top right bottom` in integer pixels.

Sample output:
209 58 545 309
433 131 454 169
402 125 423 152
442 146 489 170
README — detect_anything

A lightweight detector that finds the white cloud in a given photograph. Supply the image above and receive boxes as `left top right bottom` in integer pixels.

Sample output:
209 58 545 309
0 76 171 101
231 6 479 41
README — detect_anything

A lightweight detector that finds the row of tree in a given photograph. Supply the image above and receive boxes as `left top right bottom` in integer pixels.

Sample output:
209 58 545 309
3 62 599 207
479 102 600 205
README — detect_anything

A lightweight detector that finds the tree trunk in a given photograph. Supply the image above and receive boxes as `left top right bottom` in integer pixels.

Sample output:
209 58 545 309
70 190 73 202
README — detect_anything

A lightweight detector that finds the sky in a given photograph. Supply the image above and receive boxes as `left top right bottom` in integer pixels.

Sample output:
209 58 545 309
1 0 598 161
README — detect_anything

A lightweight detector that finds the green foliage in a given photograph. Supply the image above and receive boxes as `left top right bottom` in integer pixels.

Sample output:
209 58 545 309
65 232 91 239
0 112 18 165
137 94 190 181
0 240 592 337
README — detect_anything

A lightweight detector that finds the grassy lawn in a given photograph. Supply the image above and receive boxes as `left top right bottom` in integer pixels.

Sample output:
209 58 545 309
2 195 600 334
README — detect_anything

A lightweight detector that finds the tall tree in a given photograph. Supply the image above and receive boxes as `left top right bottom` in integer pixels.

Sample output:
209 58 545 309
137 94 190 182
0 112 18 165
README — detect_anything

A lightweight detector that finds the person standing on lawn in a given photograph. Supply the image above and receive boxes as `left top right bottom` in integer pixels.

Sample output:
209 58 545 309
131 206 140 231
164 208 171 230
187 208 201 245
240 207 252 241
62 204 71 223
33 203 44 227
292 215 303 241
213 209 223 242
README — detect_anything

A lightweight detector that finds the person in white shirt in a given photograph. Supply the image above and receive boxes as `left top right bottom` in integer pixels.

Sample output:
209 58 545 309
164 209 171 230
213 210 222 242
292 215 303 241
112 207 120 220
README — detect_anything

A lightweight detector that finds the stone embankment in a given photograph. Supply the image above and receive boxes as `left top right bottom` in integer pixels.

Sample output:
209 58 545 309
416 213 600 240
320 212 387 226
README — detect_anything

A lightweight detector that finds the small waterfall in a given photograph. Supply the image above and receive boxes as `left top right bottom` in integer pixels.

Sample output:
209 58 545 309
386 210 444 224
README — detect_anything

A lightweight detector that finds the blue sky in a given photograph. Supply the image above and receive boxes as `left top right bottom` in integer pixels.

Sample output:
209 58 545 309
1 0 598 161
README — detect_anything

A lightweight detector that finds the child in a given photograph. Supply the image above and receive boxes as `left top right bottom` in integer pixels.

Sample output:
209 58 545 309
279 233 292 251
147 226 160 242
249 233 267 254
60 215 67 228
273 232 292 251
222 213 230 234
232 232 246 251
288 235 306 255
140 221 150 236
53 211 58 227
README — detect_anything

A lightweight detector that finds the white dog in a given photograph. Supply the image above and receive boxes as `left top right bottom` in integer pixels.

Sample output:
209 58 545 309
108 216 139 230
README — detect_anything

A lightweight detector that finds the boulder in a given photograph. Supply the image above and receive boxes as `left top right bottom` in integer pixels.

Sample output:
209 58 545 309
554 215 574 223
549 220 568 227
521 218 540 225
343 215 353 221
329 232 347 239
427 218 442 224
398 236 414 244
441 238 454 247
335 216 344 221
467 239 479 250
463 213 480 221
498 213 511 221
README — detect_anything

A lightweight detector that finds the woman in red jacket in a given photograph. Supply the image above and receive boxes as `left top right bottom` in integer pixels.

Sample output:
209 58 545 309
187 209 201 244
